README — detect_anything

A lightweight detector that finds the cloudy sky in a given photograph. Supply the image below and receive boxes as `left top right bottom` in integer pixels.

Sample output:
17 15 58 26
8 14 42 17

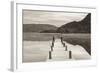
23 10 88 27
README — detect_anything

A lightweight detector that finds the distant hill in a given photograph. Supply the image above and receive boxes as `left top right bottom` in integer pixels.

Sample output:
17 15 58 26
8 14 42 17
23 24 58 32
57 13 91 33
40 29 57 33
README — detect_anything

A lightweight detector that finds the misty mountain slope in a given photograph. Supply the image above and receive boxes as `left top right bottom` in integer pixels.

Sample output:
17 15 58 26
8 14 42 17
23 24 58 32
57 13 91 33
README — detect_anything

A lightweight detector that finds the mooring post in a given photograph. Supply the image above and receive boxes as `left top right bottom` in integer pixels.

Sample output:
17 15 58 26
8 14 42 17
69 51 72 59
61 37 62 42
53 36 55 43
49 51 52 59
52 42 54 47
61 36 63 43
51 45 53 51
65 46 67 51
63 43 65 47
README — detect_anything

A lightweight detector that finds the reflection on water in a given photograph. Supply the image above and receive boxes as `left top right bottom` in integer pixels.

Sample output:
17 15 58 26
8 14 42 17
23 37 90 63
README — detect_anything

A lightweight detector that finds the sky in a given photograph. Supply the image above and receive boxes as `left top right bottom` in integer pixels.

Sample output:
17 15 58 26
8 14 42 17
23 10 88 27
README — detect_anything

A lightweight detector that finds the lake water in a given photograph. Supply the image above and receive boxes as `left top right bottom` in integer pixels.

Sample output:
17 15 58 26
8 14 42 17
22 33 91 63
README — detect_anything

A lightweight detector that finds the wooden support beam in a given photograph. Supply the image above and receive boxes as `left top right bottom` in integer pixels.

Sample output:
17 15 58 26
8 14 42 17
69 51 72 59
49 51 52 59
51 45 53 51
63 43 65 47
65 46 67 51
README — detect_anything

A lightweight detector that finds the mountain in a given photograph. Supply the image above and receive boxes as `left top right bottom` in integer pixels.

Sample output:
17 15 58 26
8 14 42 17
23 24 58 32
57 13 91 33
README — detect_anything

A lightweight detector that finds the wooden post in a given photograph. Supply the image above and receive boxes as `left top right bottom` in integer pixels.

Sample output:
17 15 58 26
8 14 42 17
51 45 53 51
53 36 55 43
52 42 54 47
69 51 72 59
63 43 65 47
49 51 52 59
61 37 62 42
65 46 67 51
61 36 63 43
